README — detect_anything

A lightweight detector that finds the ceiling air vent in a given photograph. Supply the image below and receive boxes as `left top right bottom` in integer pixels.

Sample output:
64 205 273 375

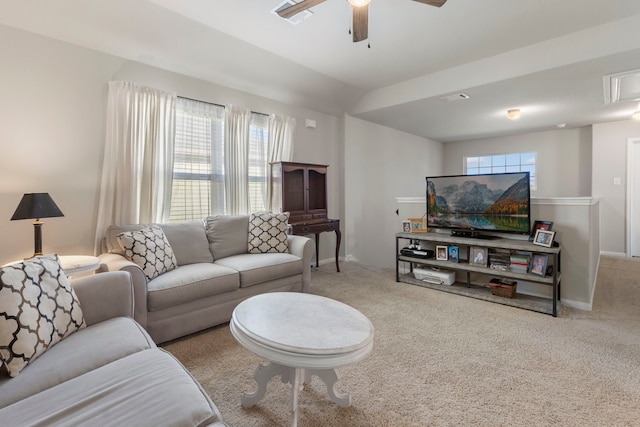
272 1 313 25
603 69 640 105
440 93 470 102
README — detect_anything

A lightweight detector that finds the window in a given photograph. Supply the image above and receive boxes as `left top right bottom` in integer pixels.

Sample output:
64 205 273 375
248 113 269 212
465 152 537 189
168 98 269 222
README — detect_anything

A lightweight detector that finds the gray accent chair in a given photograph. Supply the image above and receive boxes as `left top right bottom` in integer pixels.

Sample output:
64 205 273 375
0 271 226 426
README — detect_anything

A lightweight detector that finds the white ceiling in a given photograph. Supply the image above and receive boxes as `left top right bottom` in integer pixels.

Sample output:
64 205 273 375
2 0 640 141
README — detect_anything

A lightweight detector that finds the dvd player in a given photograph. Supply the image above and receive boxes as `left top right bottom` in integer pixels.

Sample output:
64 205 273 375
400 248 434 259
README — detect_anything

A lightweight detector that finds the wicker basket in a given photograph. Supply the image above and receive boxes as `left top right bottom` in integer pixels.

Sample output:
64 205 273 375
489 280 517 298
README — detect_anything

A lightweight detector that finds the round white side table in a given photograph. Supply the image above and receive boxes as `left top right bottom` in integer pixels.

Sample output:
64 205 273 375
58 255 100 277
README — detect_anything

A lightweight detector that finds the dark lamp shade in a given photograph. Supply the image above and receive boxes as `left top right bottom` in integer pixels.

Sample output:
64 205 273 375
11 193 64 221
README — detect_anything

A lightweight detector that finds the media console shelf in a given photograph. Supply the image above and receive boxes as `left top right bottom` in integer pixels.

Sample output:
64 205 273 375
395 232 561 316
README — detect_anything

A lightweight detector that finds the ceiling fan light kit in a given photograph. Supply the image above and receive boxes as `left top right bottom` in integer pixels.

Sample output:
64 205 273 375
348 0 371 6
506 109 521 120
276 0 448 43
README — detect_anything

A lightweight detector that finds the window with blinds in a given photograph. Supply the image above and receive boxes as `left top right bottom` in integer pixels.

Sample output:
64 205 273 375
248 113 269 212
168 98 269 222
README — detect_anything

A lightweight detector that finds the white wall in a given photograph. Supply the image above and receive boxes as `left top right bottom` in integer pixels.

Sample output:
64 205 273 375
592 120 640 255
442 127 593 197
0 25 125 264
0 25 342 265
344 115 442 268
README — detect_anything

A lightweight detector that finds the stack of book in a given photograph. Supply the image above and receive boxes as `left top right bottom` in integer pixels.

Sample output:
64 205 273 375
488 248 511 271
509 251 532 274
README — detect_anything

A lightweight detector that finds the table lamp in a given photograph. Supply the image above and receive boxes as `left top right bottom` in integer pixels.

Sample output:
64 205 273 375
10 193 64 258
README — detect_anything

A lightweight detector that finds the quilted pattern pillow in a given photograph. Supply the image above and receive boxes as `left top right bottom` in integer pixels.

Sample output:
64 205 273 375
0 254 86 377
116 225 178 280
248 211 290 254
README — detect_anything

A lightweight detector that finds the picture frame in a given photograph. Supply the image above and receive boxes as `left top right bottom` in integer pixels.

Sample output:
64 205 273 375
470 246 488 267
409 217 428 233
533 229 556 247
402 220 411 233
448 246 459 263
529 254 549 276
529 220 553 241
436 245 448 261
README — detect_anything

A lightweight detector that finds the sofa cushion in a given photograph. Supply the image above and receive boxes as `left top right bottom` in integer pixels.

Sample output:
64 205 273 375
214 253 303 288
205 215 250 260
248 211 290 254
160 220 213 265
0 316 154 409
0 349 224 427
117 225 178 280
0 254 85 377
147 263 240 311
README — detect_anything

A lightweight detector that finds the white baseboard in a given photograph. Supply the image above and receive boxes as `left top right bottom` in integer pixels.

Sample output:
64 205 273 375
561 298 592 311
600 251 627 257
316 256 349 267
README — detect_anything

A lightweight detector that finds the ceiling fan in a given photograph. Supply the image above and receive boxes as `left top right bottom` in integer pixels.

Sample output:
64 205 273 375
276 0 448 43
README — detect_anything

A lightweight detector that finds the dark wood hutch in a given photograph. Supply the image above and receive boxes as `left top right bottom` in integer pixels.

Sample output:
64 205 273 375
270 162 341 272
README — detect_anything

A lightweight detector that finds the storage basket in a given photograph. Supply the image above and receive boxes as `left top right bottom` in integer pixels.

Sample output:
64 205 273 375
488 279 517 298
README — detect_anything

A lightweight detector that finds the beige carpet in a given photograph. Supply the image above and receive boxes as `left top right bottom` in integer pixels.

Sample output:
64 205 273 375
162 257 640 426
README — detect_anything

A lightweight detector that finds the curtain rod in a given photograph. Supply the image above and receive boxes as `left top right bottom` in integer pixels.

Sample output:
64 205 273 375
177 96 269 117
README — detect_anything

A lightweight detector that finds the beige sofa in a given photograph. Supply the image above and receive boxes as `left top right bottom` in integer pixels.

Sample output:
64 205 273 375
0 271 226 426
98 215 315 343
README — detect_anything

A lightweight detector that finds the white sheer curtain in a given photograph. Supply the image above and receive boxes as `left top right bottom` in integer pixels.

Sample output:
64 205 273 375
224 105 251 215
94 81 176 253
267 114 296 210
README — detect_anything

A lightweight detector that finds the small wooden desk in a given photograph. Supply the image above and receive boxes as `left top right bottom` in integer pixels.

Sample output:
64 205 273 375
288 218 341 272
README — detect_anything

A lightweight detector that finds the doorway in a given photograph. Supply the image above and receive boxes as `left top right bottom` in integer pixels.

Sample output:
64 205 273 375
627 138 640 257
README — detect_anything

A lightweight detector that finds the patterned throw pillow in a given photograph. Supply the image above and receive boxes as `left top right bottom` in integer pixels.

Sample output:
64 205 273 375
248 212 290 254
116 225 178 280
0 254 86 377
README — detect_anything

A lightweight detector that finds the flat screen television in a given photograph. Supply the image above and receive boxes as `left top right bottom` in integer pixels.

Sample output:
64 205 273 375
426 172 531 235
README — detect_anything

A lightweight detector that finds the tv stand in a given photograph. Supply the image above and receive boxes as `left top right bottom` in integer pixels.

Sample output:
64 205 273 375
396 231 561 316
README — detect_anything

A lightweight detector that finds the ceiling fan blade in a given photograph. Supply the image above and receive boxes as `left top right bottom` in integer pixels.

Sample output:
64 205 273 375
352 4 369 42
277 0 327 19
412 0 447 7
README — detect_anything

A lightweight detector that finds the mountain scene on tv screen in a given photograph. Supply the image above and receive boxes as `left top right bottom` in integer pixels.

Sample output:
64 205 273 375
427 174 529 231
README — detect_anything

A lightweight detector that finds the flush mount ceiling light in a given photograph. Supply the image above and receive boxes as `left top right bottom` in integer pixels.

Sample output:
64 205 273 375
506 109 521 120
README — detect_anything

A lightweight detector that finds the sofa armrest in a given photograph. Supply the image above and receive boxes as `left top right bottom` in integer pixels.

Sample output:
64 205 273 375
287 235 315 293
97 253 149 329
71 271 134 327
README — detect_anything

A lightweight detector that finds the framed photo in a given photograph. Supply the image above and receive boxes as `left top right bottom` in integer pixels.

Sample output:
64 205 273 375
448 246 459 263
533 229 556 247
402 220 411 233
408 217 427 233
529 254 549 276
436 245 448 261
470 246 488 267
529 220 553 241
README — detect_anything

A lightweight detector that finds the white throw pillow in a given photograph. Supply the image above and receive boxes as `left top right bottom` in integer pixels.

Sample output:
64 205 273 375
116 225 178 280
248 212 290 254
0 254 86 377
